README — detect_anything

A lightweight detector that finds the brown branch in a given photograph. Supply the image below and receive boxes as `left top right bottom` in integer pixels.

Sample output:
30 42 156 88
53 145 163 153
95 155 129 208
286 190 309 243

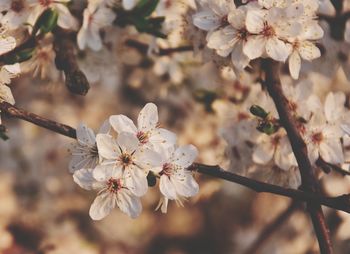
125 39 193 56
316 158 350 176
262 59 333 254
0 101 76 139
1 101 350 215
243 201 301 254
53 28 90 96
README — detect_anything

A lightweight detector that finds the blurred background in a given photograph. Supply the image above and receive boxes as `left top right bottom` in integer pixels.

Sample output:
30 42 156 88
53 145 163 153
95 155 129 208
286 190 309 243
1 25 350 254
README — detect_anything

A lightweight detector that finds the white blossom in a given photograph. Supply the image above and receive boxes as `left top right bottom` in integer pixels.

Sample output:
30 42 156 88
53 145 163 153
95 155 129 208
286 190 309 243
69 121 110 173
109 103 176 152
77 0 116 51
96 132 161 197
27 0 78 31
73 167 142 220
154 145 199 213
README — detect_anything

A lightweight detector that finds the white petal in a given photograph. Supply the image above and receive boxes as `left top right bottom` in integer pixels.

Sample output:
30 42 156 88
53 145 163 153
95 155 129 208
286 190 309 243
266 37 291 62
124 167 148 197
73 168 101 190
231 41 250 70
320 140 344 164
116 190 142 218
134 148 162 170
174 174 199 197
0 36 16 55
69 154 97 173
172 145 198 168
96 134 120 160
298 41 321 61
159 175 177 200
89 191 116 220
243 35 265 60
0 84 15 104
109 115 137 134
252 142 274 165
245 9 266 34
324 92 345 123
93 164 122 182
117 132 139 153
123 0 137 10
289 51 301 80
192 11 220 31
77 123 95 145
137 103 158 131
55 4 78 30
149 128 177 148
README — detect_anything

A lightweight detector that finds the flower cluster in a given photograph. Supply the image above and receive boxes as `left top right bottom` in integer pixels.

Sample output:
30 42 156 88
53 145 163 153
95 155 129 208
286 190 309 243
69 103 199 220
192 0 324 79
216 75 350 188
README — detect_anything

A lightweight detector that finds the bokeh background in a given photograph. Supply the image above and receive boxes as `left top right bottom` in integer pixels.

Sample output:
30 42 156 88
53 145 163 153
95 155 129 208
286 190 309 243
1 28 350 254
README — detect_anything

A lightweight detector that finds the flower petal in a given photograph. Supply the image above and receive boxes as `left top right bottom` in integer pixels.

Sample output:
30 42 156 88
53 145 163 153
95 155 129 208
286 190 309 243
96 134 120 160
89 191 116 220
109 115 137 134
116 190 142 218
172 145 198 168
159 175 177 200
137 103 159 132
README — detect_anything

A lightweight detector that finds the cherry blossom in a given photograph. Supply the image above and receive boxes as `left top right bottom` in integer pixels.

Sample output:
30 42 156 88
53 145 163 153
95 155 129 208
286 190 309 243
77 0 116 51
27 0 78 31
69 121 110 173
96 132 161 197
109 103 176 152
73 167 142 219
153 145 199 213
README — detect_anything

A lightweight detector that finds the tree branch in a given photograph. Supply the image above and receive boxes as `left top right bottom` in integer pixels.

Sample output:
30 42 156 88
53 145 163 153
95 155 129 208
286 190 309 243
1 101 350 216
125 39 193 56
53 28 90 96
243 201 301 254
262 59 333 254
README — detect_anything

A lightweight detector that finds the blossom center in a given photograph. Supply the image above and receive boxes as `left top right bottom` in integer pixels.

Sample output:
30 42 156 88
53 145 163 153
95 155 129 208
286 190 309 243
11 0 24 12
220 15 229 27
160 163 173 176
311 132 323 144
136 131 149 144
261 22 275 37
107 178 122 193
119 153 133 167
237 28 249 41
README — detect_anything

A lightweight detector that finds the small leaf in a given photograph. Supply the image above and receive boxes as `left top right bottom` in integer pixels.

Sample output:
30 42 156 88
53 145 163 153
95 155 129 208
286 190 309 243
33 8 59 35
250 105 269 119
4 48 35 64
134 0 160 17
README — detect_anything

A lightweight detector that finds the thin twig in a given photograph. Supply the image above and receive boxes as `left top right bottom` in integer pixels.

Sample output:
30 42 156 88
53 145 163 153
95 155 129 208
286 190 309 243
125 39 193 56
1 101 350 215
262 59 333 254
243 201 301 254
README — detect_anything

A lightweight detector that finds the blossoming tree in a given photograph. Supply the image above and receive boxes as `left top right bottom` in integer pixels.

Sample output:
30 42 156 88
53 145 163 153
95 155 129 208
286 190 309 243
1 0 350 253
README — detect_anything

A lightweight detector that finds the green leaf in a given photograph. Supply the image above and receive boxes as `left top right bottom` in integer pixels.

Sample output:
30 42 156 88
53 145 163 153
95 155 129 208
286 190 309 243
134 0 160 17
33 8 58 35
250 104 269 119
257 121 279 135
4 48 35 64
